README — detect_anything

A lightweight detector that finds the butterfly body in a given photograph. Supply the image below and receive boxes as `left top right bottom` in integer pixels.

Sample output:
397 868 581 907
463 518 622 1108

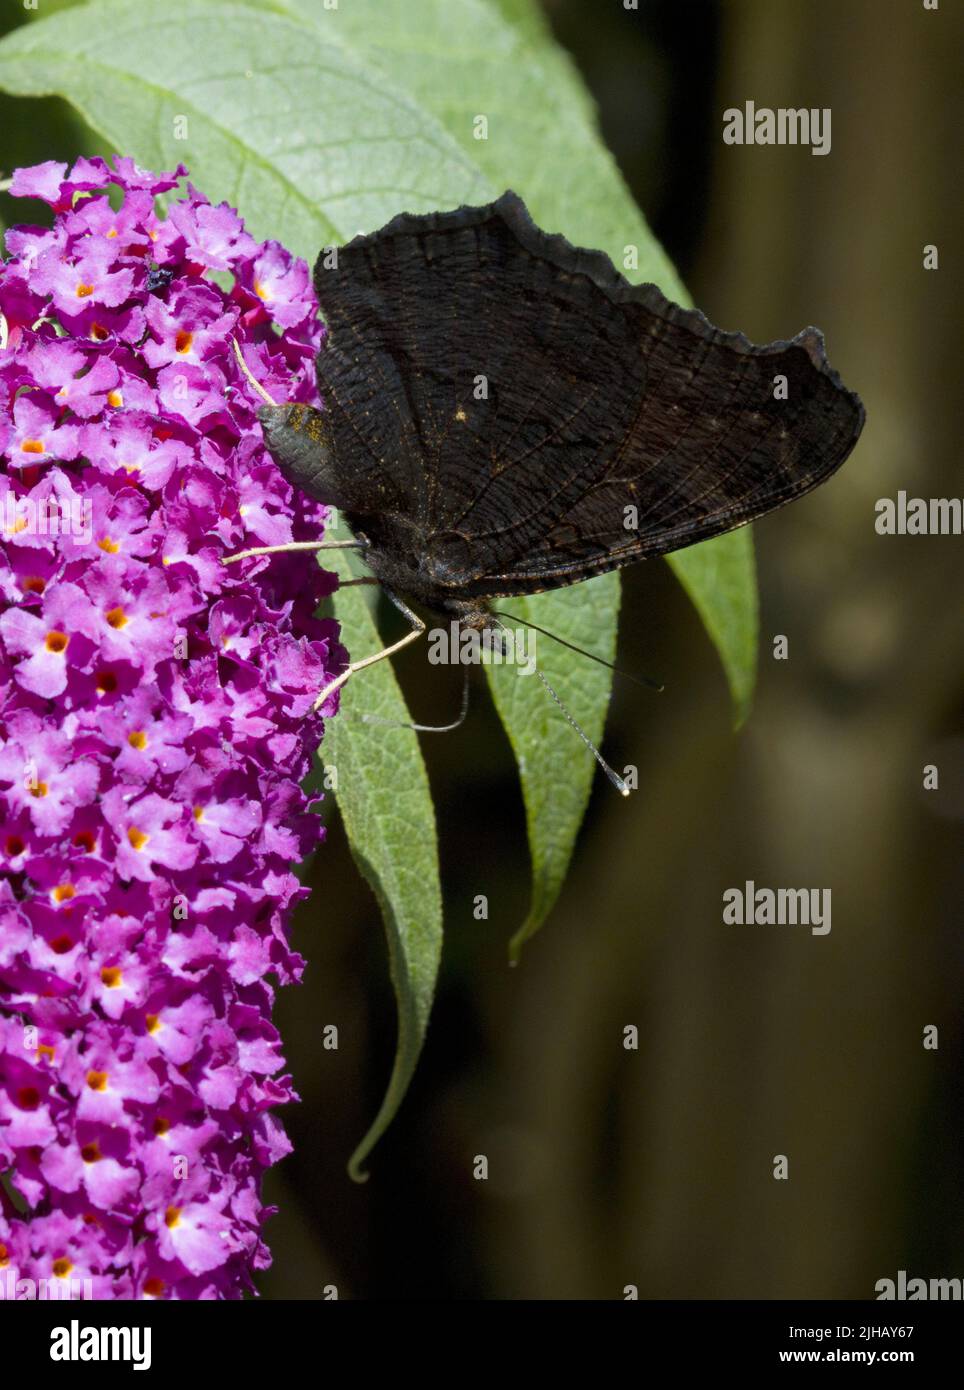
258 192 864 625
259 401 493 627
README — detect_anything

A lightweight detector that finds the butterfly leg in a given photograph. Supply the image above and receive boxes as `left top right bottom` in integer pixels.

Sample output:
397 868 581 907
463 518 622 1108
356 665 470 733
314 587 426 711
222 538 366 565
231 337 278 407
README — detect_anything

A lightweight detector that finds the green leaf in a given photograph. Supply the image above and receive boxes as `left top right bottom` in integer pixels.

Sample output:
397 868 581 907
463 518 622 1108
479 0 553 44
323 525 443 1180
485 572 620 962
252 0 684 295
668 529 759 728
0 0 489 259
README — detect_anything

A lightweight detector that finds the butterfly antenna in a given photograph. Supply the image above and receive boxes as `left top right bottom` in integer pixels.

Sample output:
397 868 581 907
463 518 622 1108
488 617 630 796
492 608 663 692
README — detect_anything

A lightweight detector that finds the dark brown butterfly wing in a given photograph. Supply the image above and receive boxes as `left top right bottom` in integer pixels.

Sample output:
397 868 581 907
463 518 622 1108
311 192 864 602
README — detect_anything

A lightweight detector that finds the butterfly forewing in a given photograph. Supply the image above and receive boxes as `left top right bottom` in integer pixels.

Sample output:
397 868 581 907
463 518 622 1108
309 192 864 603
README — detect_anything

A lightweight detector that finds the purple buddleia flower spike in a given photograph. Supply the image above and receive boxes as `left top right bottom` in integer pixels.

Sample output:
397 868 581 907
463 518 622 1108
0 157 341 1300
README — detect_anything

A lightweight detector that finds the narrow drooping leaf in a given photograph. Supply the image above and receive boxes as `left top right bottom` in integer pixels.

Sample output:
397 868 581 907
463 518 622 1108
323 529 443 1180
485 573 620 962
669 529 759 728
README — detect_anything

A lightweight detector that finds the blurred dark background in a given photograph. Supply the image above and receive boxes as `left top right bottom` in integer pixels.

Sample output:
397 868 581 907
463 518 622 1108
3 0 960 1299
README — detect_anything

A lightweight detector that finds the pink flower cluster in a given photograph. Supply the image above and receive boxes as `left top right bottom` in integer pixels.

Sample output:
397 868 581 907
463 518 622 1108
0 158 341 1297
